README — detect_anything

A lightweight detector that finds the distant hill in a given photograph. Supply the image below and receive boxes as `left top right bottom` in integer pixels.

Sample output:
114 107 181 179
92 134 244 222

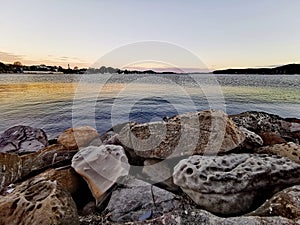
213 64 300 74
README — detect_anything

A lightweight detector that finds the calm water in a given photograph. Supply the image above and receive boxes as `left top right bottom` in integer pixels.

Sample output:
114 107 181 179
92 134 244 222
0 73 299 138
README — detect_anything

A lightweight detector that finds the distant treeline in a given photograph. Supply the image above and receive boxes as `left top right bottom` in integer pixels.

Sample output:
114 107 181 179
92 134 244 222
213 64 300 74
0 61 176 74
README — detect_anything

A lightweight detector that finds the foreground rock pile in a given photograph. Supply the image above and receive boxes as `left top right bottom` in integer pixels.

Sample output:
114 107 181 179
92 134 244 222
0 110 300 225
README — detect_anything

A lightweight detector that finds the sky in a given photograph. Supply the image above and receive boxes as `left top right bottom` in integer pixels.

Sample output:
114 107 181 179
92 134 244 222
0 0 300 71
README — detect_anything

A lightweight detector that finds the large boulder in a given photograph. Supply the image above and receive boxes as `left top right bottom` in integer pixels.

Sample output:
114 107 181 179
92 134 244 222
58 126 99 150
103 176 189 222
248 185 300 220
71 145 130 204
0 125 48 154
173 153 300 215
0 176 79 225
118 110 245 159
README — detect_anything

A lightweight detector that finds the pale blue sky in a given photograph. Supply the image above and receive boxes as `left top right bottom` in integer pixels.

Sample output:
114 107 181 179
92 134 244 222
0 0 299 70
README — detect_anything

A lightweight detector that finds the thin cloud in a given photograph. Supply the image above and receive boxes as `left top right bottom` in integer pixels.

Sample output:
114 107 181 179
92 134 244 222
0 51 26 63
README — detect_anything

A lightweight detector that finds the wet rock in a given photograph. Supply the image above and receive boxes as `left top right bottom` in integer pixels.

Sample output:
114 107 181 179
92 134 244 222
255 142 300 164
260 131 287 146
0 125 48 154
0 176 79 225
142 159 179 192
118 110 245 159
58 126 99 150
230 111 300 143
72 145 130 204
173 153 300 215
248 185 300 220
104 176 188 222
239 127 263 149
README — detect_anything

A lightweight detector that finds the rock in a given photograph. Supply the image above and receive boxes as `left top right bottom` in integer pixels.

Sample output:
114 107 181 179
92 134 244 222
255 142 300 164
248 185 300 220
104 176 189 222
0 125 48 154
21 144 78 178
0 176 79 225
173 153 300 215
57 126 99 150
79 209 297 225
0 144 77 193
239 127 263 149
0 153 23 193
142 159 179 192
71 145 130 204
260 131 287 146
37 167 82 194
230 111 300 144
118 110 245 159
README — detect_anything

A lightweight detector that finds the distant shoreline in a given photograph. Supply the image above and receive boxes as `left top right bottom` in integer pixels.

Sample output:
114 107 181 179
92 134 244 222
213 63 300 75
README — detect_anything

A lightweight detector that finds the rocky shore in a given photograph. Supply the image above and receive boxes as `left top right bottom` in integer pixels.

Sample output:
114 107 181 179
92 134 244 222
0 110 300 225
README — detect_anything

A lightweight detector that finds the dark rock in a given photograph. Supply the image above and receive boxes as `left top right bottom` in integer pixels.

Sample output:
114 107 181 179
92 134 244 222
230 111 300 144
0 125 48 154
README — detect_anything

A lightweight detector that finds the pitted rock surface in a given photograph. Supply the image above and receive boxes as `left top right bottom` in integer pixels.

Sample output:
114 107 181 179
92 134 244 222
255 142 300 164
104 176 188 222
230 111 300 143
118 110 245 159
72 145 130 204
248 185 300 220
0 125 48 154
239 127 263 149
173 153 300 215
0 176 79 225
58 126 99 150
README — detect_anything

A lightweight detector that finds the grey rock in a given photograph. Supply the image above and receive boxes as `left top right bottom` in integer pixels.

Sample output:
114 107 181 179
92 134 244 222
104 176 188 222
0 125 48 154
79 209 297 225
142 159 179 192
173 153 300 215
118 110 245 159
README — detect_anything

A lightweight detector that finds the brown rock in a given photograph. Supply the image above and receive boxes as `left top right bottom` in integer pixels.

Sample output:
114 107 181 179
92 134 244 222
58 126 99 150
255 142 300 164
248 185 300 220
0 176 79 225
37 167 82 194
118 110 245 159
0 153 22 193
260 131 287 146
